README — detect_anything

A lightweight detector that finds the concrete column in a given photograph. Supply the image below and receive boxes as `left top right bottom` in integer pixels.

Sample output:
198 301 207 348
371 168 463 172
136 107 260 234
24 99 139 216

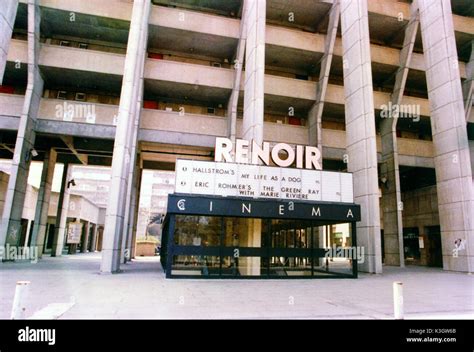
308 0 340 152
239 218 261 275
317 226 325 267
380 139 404 267
101 0 150 273
97 226 103 252
90 224 98 252
0 0 18 84
227 0 248 145
0 0 42 248
340 0 382 273
122 2 149 264
30 149 57 258
249 219 261 275
418 0 474 273
51 164 72 257
380 2 419 267
463 40 473 121
123 165 141 263
121 162 137 263
23 220 32 247
242 0 265 145
129 168 143 260
81 221 90 253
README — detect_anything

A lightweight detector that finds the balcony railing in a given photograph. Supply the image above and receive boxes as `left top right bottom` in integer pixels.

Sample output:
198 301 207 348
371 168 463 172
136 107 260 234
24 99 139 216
0 94 434 159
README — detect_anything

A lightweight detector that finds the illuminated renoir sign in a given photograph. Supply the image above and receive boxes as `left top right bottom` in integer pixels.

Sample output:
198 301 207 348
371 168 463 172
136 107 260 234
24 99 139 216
174 138 354 203
214 137 322 170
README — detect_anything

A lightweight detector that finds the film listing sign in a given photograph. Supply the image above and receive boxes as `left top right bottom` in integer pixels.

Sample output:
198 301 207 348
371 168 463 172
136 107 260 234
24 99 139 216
174 159 354 203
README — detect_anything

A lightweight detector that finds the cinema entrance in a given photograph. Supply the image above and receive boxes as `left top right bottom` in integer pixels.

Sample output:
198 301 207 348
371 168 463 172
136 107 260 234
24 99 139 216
161 194 361 279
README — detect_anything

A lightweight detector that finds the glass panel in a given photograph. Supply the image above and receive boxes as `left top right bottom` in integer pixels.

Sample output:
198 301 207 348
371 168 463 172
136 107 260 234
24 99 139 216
287 229 295 248
168 215 355 278
174 215 221 247
314 223 354 276
269 256 312 277
326 255 353 275
223 218 263 248
270 220 312 249
221 256 266 277
171 255 220 276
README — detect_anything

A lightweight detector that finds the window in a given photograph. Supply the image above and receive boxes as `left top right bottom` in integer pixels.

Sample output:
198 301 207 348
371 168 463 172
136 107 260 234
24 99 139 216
57 91 67 100
148 53 163 60
59 40 71 47
295 74 309 80
78 43 88 49
143 101 158 109
211 62 221 68
289 117 301 126
75 92 86 101
207 107 215 114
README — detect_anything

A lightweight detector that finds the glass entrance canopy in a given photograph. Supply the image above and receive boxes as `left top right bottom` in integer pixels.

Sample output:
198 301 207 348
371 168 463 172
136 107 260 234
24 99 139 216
161 194 361 279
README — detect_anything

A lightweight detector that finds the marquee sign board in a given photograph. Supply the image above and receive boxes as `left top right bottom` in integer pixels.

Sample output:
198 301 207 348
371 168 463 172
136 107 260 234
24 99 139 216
174 159 354 203
167 194 361 222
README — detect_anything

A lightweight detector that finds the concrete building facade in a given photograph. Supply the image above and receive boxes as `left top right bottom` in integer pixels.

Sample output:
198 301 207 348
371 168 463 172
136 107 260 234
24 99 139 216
0 170 104 255
0 0 473 274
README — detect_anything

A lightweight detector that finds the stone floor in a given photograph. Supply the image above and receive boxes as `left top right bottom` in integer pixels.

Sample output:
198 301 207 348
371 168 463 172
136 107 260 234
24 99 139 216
1 253 473 319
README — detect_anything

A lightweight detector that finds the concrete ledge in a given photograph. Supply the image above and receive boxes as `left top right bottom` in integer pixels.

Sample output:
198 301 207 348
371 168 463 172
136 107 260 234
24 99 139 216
0 116 20 130
138 129 218 147
36 119 116 139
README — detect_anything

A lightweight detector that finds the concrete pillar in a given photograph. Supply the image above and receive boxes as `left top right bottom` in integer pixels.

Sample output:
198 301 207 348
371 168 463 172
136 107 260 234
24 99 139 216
380 137 404 267
239 218 261 275
308 0 340 152
380 2 419 267
0 0 18 84
340 0 382 273
123 165 141 263
30 149 57 258
129 168 142 260
248 219 261 275
317 226 325 267
51 164 72 257
23 219 32 247
97 226 103 252
0 0 42 248
242 0 265 145
227 0 248 145
241 0 265 263
418 0 474 273
101 0 150 273
122 1 149 264
463 40 473 121
90 224 98 252
81 221 90 253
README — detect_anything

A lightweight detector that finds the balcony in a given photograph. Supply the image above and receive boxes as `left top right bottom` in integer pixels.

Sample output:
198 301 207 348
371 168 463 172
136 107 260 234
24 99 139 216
0 93 434 165
7 40 433 119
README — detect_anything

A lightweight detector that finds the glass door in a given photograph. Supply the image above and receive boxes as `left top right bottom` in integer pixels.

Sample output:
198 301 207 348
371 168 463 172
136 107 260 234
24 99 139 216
269 220 312 277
